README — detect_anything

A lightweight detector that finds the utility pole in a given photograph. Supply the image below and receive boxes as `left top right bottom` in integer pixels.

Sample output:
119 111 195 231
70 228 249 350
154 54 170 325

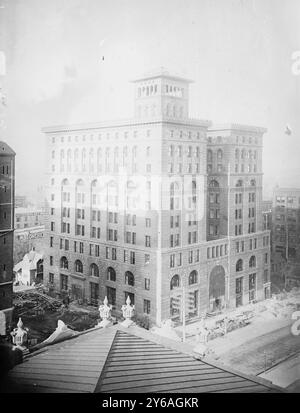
182 285 186 342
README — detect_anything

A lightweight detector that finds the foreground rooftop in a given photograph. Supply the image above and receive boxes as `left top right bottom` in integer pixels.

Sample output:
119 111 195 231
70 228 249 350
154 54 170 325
4 324 283 393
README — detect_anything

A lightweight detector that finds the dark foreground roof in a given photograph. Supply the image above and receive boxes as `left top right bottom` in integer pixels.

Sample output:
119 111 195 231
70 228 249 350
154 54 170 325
4 325 283 393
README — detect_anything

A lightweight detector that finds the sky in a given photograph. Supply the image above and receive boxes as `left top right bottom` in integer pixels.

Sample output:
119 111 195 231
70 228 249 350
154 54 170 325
0 0 299 199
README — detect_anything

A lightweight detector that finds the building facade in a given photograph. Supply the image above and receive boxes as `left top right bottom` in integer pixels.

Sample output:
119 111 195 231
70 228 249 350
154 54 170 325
271 188 300 288
42 70 271 325
0 141 15 329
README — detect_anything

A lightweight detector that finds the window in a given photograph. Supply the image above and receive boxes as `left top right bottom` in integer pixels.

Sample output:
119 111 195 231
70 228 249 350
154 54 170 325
107 286 116 306
145 278 150 290
107 267 116 282
249 255 256 268
236 259 243 272
60 274 68 291
130 251 135 264
145 218 151 228
90 282 99 305
144 299 151 314
50 236 53 247
145 235 151 247
49 256 53 266
189 270 198 285
49 273 54 284
170 274 180 290
125 271 134 286
60 256 68 269
249 274 256 302
145 254 150 265
75 260 83 273
170 254 175 268
90 263 99 277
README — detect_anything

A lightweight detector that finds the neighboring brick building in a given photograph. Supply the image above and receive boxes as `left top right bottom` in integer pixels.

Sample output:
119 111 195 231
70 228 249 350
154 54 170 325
0 141 15 328
42 70 271 325
271 188 300 288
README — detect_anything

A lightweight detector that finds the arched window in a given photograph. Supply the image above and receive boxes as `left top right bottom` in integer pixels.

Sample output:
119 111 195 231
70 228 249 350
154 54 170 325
209 180 219 188
61 178 70 186
189 270 198 285
207 149 213 162
107 267 116 282
75 259 83 273
170 274 180 290
125 271 134 286
217 149 223 160
249 256 256 268
236 259 243 272
90 263 99 277
236 179 243 187
250 179 256 187
60 256 68 269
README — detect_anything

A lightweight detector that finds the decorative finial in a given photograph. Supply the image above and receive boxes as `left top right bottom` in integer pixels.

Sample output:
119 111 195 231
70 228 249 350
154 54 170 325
98 296 112 328
121 296 135 328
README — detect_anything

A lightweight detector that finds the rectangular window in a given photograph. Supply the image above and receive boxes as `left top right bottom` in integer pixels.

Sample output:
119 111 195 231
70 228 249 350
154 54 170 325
144 254 150 265
49 273 54 284
112 248 117 260
145 235 151 247
60 274 68 291
107 287 116 306
170 254 175 268
143 299 151 314
50 256 53 266
144 278 150 290
106 247 109 259
50 236 53 247
130 251 135 264
95 245 100 257
65 239 69 251
79 242 84 253
145 218 151 228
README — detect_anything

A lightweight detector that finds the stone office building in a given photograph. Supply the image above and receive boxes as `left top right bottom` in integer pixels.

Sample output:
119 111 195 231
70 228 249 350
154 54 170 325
42 70 271 325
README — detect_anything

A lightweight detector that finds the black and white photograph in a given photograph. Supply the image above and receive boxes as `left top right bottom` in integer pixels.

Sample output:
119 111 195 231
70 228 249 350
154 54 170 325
0 0 299 397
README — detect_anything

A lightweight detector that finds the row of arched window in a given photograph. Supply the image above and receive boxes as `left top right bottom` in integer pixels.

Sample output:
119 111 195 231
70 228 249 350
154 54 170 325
208 179 256 188
168 145 201 157
207 149 223 162
59 258 135 285
235 148 257 160
54 146 152 174
236 256 256 272
170 270 198 290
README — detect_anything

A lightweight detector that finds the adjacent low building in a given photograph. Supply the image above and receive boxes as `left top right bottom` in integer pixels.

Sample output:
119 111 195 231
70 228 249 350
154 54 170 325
13 249 44 286
272 187 300 288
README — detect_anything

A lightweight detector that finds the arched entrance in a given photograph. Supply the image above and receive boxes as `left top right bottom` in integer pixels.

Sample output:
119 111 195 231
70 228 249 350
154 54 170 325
209 265 225 312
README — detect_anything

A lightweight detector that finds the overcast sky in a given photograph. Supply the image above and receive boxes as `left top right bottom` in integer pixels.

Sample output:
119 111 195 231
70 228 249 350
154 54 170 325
0 0 299 199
